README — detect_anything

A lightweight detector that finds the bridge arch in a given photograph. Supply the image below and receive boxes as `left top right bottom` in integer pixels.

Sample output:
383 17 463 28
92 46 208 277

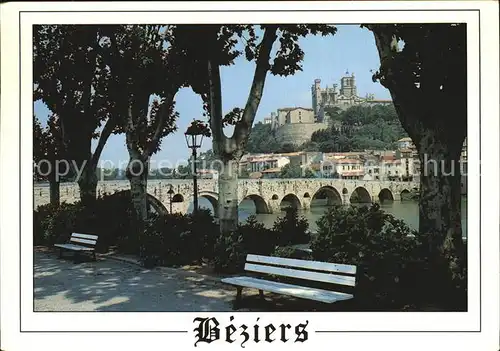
350 186 372 204
172 193 184 203
280 193 302 210
109 190 169 215
378 188 394 203
146 193 169 215
240 194 270 214
400 189 411 201
312 186 342 206
196 191 219 217
271 194 279 200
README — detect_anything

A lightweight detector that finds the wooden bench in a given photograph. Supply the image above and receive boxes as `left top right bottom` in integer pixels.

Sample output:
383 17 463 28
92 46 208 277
54 233 98 262
221 254 356 308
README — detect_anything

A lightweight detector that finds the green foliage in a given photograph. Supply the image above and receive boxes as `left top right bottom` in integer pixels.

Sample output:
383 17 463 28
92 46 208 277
310 204 422 308
33 25 115 183
141 209 219 267
309 105 407 153
213 216 277 274
141 213 190 267
279 164 301 179
186 119 211 137
272 207 310 246
247 105 407 155
213 209 313 273
33 191 140 253
33 114 69 183
271 246 312 260
279 164 316 179
34 202 84 246
246 122 281 154
278 143 299 153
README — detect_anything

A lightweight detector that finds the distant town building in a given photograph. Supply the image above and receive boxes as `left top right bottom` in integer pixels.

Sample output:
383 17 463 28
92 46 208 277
320 157 364 180
247 155 290 173
198 169 218 179
262 72 393 148
396 137 414 150
311 71 392 122
270 107 315 130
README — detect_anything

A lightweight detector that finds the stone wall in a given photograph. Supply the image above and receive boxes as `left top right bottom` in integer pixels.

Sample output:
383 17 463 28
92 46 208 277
275 123 328 147
34 179 419 216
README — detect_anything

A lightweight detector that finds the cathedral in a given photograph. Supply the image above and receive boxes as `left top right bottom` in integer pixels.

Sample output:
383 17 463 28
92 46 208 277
311 71 392 123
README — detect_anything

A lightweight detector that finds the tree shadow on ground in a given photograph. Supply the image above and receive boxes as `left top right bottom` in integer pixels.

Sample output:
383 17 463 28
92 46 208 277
34 248 363 312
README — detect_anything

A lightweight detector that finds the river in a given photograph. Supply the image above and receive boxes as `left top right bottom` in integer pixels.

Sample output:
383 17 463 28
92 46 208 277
192 196 468 238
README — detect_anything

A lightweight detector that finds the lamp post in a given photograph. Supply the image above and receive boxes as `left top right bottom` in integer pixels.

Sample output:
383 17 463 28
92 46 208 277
185 121 206 215
167 185 174 213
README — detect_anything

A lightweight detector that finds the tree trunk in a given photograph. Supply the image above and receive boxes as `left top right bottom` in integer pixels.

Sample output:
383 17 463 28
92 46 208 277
127 153 149 223
48 178 60 206
418 130 466 308
218 159 239 233
77 164 98 207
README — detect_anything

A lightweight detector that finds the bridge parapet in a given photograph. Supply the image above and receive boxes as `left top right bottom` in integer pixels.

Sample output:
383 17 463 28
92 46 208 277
33 179 419 213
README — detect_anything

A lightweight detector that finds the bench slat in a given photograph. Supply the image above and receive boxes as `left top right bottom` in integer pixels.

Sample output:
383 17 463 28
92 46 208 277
244 263 356 287
72 233 99 240
222 276 354 304
247 254 356 275
54 243 94 251
69 237 96 245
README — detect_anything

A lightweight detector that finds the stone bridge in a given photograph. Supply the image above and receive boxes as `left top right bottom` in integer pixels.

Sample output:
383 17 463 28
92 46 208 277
34 179 419 217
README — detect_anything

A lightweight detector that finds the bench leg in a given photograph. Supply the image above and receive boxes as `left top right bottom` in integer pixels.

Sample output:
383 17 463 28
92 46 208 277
93 251 96 261
259 289 264 300
59 248 63 259
233 287 243 310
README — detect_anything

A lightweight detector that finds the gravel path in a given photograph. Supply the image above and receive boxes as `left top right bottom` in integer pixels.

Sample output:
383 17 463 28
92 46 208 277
34 250 242 312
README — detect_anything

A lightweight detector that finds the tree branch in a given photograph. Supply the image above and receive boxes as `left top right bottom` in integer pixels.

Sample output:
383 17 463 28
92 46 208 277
367 25 422 140
234 25 278 148
142 88 179 159
207 58 228 155
90 116 117 168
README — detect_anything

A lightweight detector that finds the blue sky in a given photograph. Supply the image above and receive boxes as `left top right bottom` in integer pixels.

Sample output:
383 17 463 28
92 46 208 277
34 25 391 169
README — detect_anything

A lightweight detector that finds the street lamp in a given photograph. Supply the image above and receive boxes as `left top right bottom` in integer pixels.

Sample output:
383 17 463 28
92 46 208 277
167 185 174 213
185 120 209 214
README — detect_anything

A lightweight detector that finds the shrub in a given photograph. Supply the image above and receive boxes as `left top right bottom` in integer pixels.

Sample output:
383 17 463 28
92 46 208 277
141 209 219 267
271 246 312 260
188 209 219 261
90 191 140 253
34 202 84 246
310 204 421 309
213 216 277 274
142 212 191 267
33 191 139 253
272 206 310 246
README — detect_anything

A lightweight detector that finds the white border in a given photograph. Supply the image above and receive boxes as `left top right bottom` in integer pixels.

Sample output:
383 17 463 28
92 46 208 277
1 2 498 351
